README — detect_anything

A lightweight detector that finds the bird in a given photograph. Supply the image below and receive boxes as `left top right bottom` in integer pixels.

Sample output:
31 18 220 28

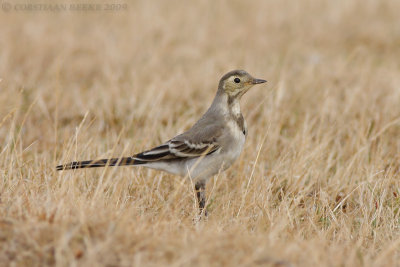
56 70 267 215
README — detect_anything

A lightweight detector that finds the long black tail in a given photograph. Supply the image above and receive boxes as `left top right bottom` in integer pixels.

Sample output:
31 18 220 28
56 157 144 171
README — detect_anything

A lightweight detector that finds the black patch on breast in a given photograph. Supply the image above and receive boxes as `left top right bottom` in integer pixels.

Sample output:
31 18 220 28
236 114 246 135
227 95 234 105
227 96 246 135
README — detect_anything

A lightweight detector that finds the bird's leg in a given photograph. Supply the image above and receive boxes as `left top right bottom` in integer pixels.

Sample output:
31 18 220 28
195 180 208 216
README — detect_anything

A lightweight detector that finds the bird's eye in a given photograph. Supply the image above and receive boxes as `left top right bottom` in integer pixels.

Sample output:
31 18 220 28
234 78 240 83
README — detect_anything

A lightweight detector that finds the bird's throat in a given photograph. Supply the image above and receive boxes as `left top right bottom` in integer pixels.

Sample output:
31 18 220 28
228 98 241 117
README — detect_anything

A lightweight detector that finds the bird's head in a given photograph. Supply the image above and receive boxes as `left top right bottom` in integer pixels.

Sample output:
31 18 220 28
218 70 267 99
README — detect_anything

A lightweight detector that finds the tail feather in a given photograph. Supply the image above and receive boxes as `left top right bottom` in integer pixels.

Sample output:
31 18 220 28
56 157 144 171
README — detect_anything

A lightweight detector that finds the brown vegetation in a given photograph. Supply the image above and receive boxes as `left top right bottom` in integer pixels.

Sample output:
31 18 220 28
1 0 400 266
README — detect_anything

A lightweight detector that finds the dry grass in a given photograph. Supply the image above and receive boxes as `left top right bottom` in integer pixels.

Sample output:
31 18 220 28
1 0 400 266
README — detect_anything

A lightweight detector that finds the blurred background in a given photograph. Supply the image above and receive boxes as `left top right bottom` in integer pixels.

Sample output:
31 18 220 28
1 0 400 266
1 0 399 152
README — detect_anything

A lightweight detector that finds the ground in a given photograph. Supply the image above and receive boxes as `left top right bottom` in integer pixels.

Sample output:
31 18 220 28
1 0 400 266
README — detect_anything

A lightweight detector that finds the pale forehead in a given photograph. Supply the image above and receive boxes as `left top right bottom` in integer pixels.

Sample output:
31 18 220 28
221 70 249 81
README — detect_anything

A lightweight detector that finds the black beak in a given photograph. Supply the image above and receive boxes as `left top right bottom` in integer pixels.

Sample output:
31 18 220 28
252 78 267 84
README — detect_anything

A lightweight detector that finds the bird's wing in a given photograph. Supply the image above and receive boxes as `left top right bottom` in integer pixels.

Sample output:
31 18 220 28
132 123 223 162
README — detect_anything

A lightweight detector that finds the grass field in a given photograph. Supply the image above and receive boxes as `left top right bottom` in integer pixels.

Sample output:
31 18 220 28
1 0 400 266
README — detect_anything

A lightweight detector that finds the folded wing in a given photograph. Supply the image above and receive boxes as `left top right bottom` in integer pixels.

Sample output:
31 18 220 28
132 124 223 163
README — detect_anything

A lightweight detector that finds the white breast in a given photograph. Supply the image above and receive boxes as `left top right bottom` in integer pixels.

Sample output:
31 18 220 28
225 119 246 164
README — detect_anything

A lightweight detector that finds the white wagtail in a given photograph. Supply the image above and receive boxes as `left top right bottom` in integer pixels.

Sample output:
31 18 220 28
57 70 267 215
